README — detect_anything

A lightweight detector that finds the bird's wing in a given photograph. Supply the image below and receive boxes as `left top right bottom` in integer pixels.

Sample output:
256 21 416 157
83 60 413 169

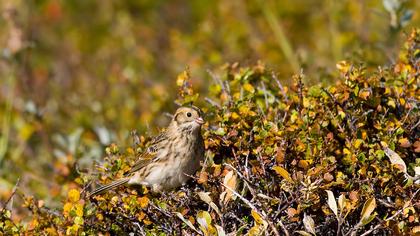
127 132 167 174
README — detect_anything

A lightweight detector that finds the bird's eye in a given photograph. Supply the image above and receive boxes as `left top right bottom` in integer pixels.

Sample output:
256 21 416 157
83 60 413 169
186 112 192 117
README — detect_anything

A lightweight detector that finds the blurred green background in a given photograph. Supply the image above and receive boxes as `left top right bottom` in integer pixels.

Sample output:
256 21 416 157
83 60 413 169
0 0 418 214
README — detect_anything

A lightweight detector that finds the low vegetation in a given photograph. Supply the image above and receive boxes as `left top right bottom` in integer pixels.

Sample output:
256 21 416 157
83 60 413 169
1 29 419 235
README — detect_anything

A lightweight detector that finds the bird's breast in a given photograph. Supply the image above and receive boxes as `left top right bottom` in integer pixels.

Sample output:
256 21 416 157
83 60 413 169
137 135 203 190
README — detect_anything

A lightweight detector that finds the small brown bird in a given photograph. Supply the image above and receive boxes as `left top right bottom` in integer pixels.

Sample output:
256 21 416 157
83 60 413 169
89 106 205 197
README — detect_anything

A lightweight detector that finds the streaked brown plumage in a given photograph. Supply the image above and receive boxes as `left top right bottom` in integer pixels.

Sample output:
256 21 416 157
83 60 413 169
89 106 205 197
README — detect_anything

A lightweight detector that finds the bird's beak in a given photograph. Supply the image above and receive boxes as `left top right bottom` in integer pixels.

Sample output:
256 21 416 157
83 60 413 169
195 117 204 125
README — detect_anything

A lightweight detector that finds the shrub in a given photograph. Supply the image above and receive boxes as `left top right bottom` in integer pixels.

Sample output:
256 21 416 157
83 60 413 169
1 28 419 235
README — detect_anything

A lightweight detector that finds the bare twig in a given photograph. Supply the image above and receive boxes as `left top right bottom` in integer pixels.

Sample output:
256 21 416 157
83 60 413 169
321 88 343 109
296 72 304 113
205 97 221 108
272 72 289 103
80 180 93 197
260 81 269 109
221 183 283 236
244 152 250 179
352 188 420 236
1 178 20 212
163 112 174 119
359 223 382 236
206 69 223 89
224 163 250 182
410 119 420 131
130 130 140 147
223 81 232 104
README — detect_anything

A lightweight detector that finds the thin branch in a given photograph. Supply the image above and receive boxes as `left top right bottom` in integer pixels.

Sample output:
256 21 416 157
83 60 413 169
260 81 269 109
221 183 284 236
1 178 20 212
296 71 304 113
356 188 420 236
206 69 224 89
205 97 221 108
272 72 289 103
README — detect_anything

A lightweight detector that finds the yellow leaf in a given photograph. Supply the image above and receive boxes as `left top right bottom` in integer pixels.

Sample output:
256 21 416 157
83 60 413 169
231 92 240 100
138 211 146 221
68 189 80 203
303 98 310 108
221 170 237 204
336 61 350 74
63 202 72 216
399 98 406 105
338 110 346 119
248 225 262 236
398 138 411 148
18 123 35 141
176 71 188 87
361 131 367 140
360 198 376 225
44 227 57 235
66 224 80 235
239 105 250 115
143 218 152 225
196 210 212 233
272 166 293 182
358 90 370 100
387 99 396 108
30 218 39 228
198 171 208 184
412 226 420 234
137 196 149 208
290 112 298 124
353 139 363 149
343 148 351 156
298 160 309 170
74 203 84 217
243 83 255 93
111 196 119 204
413 141 420 153
251 210 264 225
74 216 84 225
231 112 240 120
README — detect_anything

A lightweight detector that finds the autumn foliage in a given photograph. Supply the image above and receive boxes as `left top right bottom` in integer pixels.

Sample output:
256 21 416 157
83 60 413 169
0 28 418 235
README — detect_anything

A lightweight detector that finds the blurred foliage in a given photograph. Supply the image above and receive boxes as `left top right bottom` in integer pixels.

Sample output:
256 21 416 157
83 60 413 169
0 0 419 235
1 28 419 235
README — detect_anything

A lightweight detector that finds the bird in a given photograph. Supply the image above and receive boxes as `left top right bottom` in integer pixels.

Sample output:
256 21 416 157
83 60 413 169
89 106 205 197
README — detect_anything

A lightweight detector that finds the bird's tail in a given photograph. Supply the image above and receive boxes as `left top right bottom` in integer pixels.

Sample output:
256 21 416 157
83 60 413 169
89 177 129 197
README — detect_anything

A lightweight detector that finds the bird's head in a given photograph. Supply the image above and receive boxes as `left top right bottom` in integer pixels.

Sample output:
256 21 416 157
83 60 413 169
170 106 204 133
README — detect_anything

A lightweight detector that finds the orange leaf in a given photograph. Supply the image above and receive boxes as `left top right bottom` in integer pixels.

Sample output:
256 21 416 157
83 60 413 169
398 138 411 148
413 141 420 153
137 196 149 208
